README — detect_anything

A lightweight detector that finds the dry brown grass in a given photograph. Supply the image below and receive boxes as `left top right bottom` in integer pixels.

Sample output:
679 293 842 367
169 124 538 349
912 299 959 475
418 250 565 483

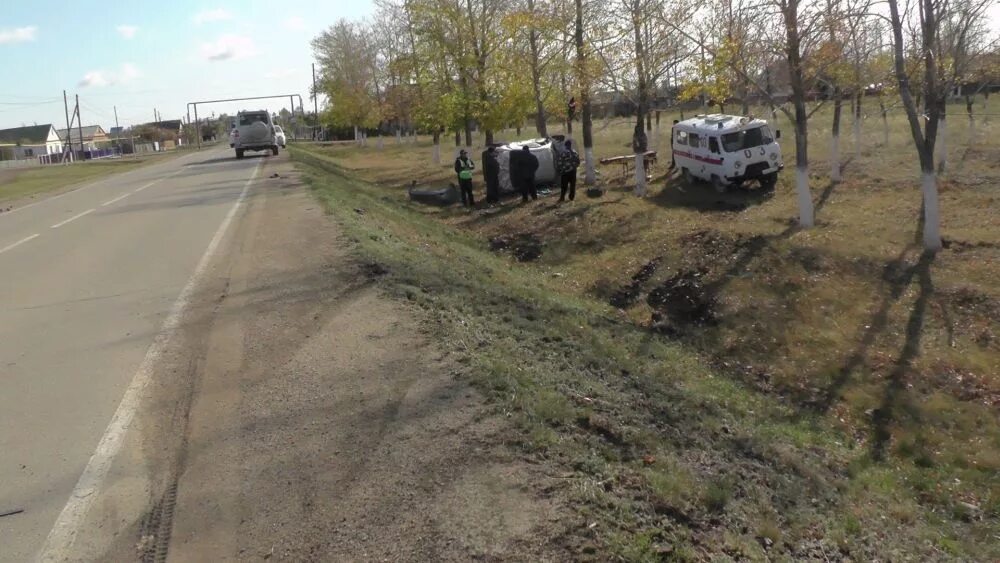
294 96 999 558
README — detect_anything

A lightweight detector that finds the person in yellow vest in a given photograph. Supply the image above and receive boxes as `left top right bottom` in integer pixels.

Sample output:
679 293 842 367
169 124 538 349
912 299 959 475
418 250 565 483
454 149 476 207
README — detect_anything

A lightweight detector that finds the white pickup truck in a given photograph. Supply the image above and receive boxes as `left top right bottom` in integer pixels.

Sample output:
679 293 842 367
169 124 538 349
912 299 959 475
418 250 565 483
232 110 279 159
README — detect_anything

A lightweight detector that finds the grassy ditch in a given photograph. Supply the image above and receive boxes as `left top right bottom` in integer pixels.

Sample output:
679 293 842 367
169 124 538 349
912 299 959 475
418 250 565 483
292 145 999 561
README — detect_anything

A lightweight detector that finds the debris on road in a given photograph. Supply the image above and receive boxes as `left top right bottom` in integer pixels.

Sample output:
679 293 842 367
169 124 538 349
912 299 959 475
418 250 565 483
0 508 24 518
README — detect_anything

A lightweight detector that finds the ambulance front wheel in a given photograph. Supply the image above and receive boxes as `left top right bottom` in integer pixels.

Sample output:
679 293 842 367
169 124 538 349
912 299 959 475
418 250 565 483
711 175 728 193
760 172 778 190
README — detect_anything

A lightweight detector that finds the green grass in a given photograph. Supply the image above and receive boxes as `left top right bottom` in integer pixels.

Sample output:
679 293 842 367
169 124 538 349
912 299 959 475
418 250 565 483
290 138 1000 560
0 156 167 204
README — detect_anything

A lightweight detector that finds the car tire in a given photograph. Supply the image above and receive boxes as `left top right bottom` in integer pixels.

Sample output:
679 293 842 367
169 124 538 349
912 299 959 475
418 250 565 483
759 172 778 190
272 145 279 156
235 149 244 159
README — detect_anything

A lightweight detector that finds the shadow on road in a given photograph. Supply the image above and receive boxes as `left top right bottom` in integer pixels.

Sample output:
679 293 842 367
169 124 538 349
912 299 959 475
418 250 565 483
186 154 270 166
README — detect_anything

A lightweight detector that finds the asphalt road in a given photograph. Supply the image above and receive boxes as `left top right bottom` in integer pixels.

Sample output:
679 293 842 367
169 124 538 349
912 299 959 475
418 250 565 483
0 148 264 561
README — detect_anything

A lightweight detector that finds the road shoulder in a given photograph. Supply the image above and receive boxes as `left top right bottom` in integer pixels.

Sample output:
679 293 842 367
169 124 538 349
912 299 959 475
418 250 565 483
71 155 566 561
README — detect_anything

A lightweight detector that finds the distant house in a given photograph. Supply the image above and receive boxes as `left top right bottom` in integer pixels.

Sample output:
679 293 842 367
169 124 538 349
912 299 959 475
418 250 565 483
144 120 183 135
0 124 64 160
57 125 110 151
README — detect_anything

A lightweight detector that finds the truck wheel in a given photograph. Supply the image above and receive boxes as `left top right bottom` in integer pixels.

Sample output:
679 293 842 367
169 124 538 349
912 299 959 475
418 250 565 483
235 149 244 159
712 175 728 193
682 168 695 185
272 145 279 156
759 172 777 190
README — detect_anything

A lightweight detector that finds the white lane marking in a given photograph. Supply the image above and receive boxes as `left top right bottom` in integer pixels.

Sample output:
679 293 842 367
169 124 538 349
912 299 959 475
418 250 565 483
50 209 95 229
101 193 131 207
37 159 262 562
0 233 40 255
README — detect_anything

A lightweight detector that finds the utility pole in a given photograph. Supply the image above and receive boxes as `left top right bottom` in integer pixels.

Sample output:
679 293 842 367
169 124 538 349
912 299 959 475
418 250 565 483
76 95 85 159
312 63 319 139
194 104 201 150
114 105 121 157
63 90 73 163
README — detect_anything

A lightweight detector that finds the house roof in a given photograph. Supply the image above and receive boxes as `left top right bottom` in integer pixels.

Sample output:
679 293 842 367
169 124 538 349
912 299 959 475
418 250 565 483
143 120 183 132
0 124 56 145
57 125 108 142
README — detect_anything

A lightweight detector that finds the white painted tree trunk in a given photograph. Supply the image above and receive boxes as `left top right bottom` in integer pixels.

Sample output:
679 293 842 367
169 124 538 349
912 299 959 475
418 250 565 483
882 115 889 146
432 141 441 165
633 153 646 196
830 134 841 182
396 129 402 144
354 125 359 145
853 118 861 159
361 132 367 147
653 121 660 152
936 117 947 174
922 171 942 250
796 166 815 227
377 134 384 150
584 147 596 185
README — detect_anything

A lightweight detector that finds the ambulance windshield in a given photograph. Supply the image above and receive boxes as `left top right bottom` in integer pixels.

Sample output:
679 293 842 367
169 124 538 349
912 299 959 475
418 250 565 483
721 126 773 152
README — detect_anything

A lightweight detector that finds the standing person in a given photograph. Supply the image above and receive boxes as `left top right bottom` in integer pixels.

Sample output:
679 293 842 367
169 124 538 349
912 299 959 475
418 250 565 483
509 146 539 202
454 149 476 207
668 119 680 173
558 140 581 202
483 146 500 204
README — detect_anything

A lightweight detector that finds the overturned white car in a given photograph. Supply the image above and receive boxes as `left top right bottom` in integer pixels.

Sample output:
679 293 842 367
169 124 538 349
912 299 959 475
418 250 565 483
484 136 570 193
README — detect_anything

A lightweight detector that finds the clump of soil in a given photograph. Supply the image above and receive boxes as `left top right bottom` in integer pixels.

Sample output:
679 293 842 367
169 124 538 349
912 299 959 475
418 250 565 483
608 258 662 309
489 233 543 262
647 269 717 329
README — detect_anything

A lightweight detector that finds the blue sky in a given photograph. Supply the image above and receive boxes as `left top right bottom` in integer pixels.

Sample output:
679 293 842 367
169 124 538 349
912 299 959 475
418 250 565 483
0 1 375 131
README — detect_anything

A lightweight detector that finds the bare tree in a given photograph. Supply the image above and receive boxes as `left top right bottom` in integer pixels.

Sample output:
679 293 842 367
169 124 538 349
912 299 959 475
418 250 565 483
886 0 994 250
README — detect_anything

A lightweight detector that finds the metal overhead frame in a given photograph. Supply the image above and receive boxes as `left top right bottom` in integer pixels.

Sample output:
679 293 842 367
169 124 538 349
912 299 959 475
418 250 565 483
186 94 306 149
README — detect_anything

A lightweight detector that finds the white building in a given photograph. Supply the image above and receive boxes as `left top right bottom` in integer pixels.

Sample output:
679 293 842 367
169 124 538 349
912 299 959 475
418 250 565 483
0 124 63 160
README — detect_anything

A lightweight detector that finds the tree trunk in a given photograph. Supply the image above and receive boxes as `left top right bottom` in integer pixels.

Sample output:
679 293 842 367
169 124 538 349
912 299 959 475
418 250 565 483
464 121 472 148
528 0 547 137
575 0 595 185
966 96 975 139
886 0 942 251
853 92 862 159
831 92 842 182
396 125 402 144
377 133 384 150
783 0 815 227
354 125 360 145
485 130 494 145
433 131 441 165
880 99 889 145
936 103 947 175
631 1 648 196
646 113 652 131
653 111 661 151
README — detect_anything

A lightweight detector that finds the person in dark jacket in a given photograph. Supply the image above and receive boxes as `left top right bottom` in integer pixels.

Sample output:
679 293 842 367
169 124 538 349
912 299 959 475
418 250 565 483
454 149 475 206
483 146 500 204
509 146 539 202
668 119 679 172
557 140 581 202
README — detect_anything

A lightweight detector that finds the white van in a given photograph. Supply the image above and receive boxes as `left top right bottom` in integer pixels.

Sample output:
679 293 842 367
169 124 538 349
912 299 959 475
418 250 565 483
672 114 783 191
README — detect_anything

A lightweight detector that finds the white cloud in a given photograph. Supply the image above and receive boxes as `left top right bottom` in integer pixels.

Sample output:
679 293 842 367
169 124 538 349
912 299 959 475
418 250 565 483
282 16 305 31
200 34 255 61
0 26 38 44
79 71 109 88
193 8 233 25
78 63 141 88
116 25 138 39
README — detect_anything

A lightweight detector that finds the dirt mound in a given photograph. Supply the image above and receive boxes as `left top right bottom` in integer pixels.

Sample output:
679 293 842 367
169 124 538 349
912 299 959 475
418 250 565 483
608 258 662 309
647 269 717 330
489 233 543 262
